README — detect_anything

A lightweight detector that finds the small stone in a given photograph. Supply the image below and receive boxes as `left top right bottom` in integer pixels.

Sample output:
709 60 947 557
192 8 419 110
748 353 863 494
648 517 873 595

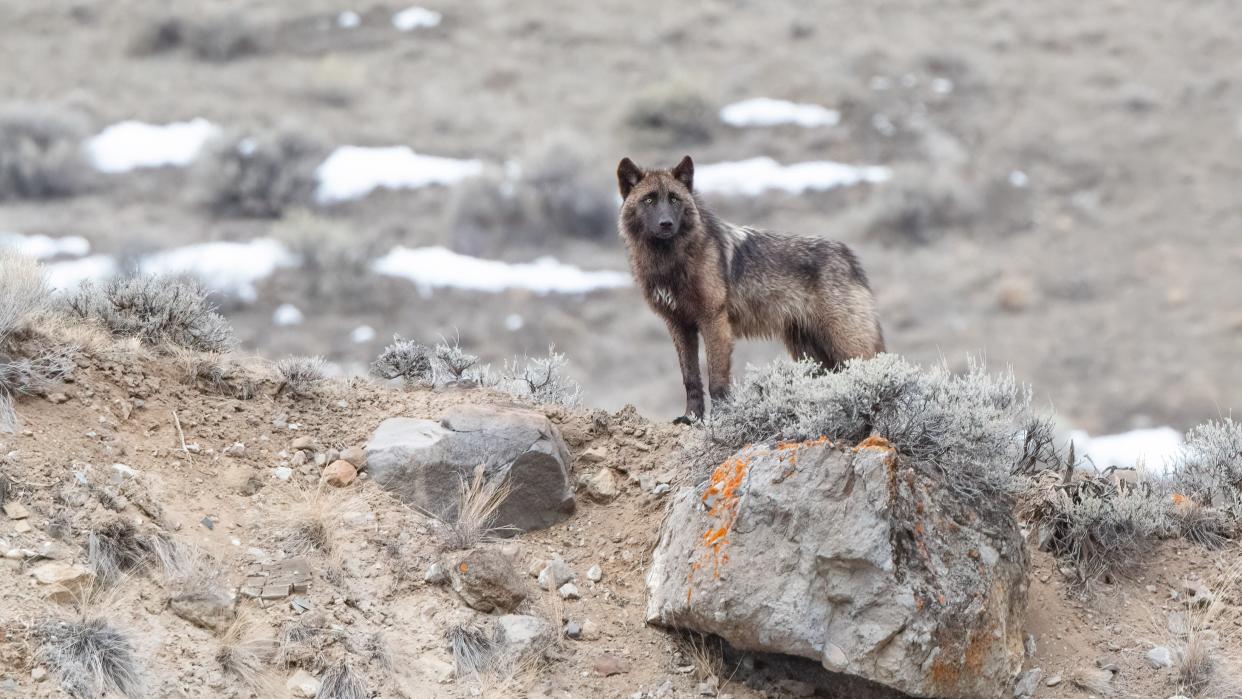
558 582 580 600
564 621 582 639
291 436 315 452
495 614 554 657
586 564 603 582
424 563 448 585
537 558 575 590
822 642 848 672
1146 646 1173 669
3 502 29 520
290 597 312 613
30 667 46 682
1013 667 1042 697
291 450 308 467
340 446 366 470
200 516 215 530
593 653 631 677
314 453 327 468
273 467 294 481
451 549 527 612
46 393 69 404
652 483 671 496
13 520 31 533
286 669 320 697
580 619 599 640
1044 675 1061 687
584 469 620 502
580 447 607 463
1146 585 1158 594
1024 633 1036 657
697 678 718 696
223 442 246 458
323 460 357 487
1180 579 1214 608
30 562 93 588
170 587 237 632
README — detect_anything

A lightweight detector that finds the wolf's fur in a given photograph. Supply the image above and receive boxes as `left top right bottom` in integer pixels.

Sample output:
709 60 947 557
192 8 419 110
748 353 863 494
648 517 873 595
617 155 885 422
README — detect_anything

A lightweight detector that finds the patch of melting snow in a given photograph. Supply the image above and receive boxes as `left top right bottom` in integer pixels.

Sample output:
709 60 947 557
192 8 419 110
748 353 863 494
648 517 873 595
314 146 483 204
86 118 220 173
273 303 304 326
695 157 891 196
392 6 441 31
139 238 296 303
719 98 840 128
351 325 376 343
337 11 361 28
1068 427 1183 475
0 232 90 260
373 246 631 295
45 255 118 291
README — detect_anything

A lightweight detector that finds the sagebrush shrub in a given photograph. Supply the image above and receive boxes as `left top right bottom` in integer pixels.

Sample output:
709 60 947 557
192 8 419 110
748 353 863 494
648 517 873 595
1176 419 1242 505
199 132 324 218
0 250 48 342
131 14 265 62
433 341 481 383
38 618 144 699
0 252 73 432
275 356 327 398
0 104 93 201
66 276 236 353
492 348 582 408
371 336 434 387
708 354 1048 499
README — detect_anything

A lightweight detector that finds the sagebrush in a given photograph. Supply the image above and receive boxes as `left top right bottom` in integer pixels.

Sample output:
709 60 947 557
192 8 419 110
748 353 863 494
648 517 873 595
276 355 327 398
708 354 1050 499
492 348 582 408
1176 418 1242 505
371 336 434 387
67 276 236 353
131 14 266 62
198 131 324 218
0 103 93 201
0 252 73 432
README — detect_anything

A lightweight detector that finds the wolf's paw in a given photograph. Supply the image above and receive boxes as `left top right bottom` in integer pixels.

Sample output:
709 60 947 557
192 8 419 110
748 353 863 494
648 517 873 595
673 414 699 426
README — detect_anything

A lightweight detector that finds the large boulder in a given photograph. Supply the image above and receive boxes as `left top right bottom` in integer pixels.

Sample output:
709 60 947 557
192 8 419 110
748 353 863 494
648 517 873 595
646 440 1028 699
366 404 575 532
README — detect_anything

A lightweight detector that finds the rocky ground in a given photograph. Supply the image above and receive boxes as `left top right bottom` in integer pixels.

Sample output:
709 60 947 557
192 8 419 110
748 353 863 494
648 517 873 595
0 331 1238 698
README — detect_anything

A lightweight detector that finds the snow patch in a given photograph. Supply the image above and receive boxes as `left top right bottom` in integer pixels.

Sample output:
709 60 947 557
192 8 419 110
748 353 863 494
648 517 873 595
314 146 483 204
695 157 891 196
45 255 118 291
273 303 304 326
351 325 376 343
86 118 220 173
720 98 840 128
392 6 441 31
1069 427 1183 474
139 239 296 303
337 11 361 28
373 246 630 295
0 232 90 260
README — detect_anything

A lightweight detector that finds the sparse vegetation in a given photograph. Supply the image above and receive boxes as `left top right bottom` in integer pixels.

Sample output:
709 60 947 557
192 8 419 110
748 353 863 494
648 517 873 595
447 623 495 678
317 659 369 699
0 251 74 432
861 165 978 245
277 486 346 560
0 103 93 201
66 275 236 353
38 617 144 699
371 336 434 387
623 81 714 146
1167 562 1242 697
494 348 583 408
172 349 267 399
1176 418 1242 505
270 210 379 298
432 467 513 550
276 355 328 398
198 131 325 218
708 354 1049 500
216 611 277 693
131 14 266 62
433 339 481 383
86 521 154 587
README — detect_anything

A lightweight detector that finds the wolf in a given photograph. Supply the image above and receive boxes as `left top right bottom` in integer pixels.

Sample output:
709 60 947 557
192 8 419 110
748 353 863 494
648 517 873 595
616 155 885 423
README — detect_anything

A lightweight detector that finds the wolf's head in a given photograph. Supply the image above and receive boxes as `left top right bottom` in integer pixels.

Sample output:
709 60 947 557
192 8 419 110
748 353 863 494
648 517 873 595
617 155 698 242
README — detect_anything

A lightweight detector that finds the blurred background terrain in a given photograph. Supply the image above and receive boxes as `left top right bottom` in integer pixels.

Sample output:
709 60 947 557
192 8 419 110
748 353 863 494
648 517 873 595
2 0 1240 435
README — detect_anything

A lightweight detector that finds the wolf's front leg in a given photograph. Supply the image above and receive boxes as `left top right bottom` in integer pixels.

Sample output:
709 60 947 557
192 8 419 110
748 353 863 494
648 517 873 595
666 320 704 424
702 312 734 407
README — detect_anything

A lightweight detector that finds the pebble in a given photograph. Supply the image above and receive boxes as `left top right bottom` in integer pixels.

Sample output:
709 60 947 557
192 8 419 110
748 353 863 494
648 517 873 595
538 558 575 590
1013 667 1042 697
580 447 607 463
1146 646 1173 669
273 467 294 481
587 564 603 582
30 667 46 682
323 460 357 487
593 654 631 677
1044 675 1061 687
565 621 582 639
558 583 580 600
424 563 448 585
340 446 367 470
291 436 315 452
3 502 29 520
222 443 246 458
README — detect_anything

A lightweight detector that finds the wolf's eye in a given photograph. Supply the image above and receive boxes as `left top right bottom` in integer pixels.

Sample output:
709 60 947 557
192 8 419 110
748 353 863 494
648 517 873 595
642 196 655 205
668 194 680 204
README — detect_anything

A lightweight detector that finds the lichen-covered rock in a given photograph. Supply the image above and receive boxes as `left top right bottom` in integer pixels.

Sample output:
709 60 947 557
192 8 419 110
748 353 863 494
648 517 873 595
646 439 1028 699
365 405 575 532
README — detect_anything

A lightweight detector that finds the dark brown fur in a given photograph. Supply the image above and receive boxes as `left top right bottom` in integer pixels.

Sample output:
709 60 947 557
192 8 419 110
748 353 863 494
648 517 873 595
617 155 885 422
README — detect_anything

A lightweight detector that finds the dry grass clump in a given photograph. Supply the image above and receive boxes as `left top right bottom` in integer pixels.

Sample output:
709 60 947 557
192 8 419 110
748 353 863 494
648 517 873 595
679 632 729 683
37 617 144 698
216 611 278 693
276 355 328 398
66 275 236 353
198 130 324 218
316 659 369 699
86 521 156 587
1167 561 1242 697
275 616 334 671
171 349 269 399
492 348 583 408
709 354 1052 501
431 467 513 551
447 623 496 678
275 486 352 561
0 103 93 201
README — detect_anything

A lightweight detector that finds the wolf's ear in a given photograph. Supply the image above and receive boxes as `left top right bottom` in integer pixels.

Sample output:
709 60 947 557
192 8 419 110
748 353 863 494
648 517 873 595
617 157 644 199
672 155 694 191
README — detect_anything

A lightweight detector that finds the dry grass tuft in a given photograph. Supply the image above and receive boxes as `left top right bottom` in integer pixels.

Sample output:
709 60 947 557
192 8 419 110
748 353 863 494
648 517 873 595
1169 560 1242 697
37 617 144 698
86 520 155 587
430 467 512 551
198 130 324 218
275 355 328 398
316 658 369 699
447 623 496 679
216 610 278 693
679 632 728 683
275 485 353 561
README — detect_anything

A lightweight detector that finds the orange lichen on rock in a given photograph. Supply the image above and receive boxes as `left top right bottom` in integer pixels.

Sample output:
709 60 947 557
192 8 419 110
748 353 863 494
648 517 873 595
856 435 894 451
686 451 754 596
